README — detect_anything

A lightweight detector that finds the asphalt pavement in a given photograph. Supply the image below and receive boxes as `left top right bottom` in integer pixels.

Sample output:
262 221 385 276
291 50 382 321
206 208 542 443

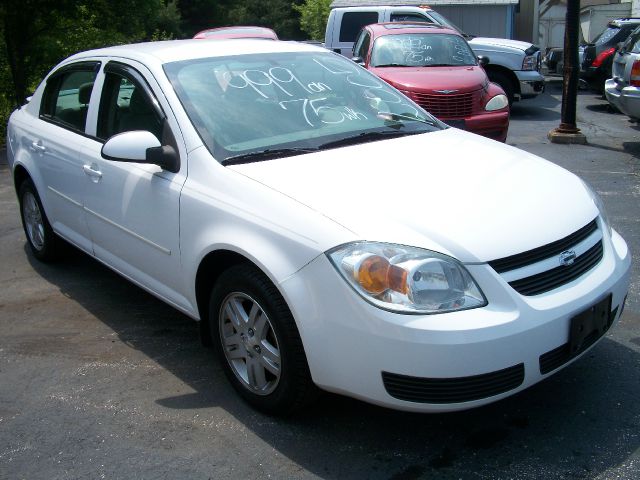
0 80 639 479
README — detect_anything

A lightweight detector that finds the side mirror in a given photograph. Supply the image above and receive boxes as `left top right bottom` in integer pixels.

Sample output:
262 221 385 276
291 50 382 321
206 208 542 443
478 55 490 67
352 56 364 65
101 130 180 173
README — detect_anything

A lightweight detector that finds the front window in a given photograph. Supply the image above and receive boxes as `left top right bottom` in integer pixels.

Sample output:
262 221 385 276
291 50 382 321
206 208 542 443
370 33 476 68
97 73 163 141
164 52 441 163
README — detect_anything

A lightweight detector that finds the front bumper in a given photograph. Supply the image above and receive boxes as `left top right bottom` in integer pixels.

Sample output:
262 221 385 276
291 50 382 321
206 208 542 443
444 110 509 142
280 227 631 413
515 70 545 99
604 78 640 120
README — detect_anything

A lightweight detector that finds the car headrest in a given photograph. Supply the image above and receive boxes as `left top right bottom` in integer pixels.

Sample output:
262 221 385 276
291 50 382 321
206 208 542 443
129 88 153 115
78 82 94 105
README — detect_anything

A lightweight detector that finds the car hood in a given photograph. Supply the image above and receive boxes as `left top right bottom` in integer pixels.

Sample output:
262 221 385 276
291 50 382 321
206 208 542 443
370 66 487 94
227 129 597 263
469 37 533 52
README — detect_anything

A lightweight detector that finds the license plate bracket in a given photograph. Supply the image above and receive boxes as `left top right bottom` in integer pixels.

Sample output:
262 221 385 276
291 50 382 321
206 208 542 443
569 295 612 356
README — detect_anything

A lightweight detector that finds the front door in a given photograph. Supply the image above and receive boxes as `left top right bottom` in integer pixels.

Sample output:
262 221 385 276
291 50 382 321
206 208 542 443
83 60 190 311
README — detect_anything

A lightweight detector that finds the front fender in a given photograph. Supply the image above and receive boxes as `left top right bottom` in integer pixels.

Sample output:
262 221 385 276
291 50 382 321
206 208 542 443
180 146 356 313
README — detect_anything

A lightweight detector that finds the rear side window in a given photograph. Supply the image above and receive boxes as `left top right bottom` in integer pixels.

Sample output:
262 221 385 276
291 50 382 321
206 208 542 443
390 13 430 23
339 12 378 42
594 26 621 46
40 66 99 132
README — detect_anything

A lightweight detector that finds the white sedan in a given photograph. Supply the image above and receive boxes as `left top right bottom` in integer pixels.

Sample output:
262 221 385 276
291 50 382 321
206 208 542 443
6 39 631 414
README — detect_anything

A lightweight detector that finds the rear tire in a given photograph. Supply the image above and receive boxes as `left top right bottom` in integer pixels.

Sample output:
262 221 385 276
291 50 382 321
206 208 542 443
18 178 60 262
209 263 317 415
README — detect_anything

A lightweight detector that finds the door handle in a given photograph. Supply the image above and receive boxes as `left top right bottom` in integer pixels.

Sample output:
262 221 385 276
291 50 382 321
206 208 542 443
30 141 46 153
83 164 103 181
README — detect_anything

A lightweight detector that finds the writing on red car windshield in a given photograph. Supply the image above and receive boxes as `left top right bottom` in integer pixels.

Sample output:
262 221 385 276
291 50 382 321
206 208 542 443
372 34 476 67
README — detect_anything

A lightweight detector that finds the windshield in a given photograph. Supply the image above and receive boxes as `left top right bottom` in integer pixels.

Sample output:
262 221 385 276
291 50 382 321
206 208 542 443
164 52 441 163
371 33 476 67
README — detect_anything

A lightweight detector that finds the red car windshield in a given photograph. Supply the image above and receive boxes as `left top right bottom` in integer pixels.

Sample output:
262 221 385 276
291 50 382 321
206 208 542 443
371 33 476 68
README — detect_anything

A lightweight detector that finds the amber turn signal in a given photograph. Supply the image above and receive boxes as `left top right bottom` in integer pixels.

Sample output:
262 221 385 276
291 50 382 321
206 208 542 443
356 255 408 295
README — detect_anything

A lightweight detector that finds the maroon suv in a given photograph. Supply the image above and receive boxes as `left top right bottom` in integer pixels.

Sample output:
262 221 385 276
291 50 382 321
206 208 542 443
353 23 509 142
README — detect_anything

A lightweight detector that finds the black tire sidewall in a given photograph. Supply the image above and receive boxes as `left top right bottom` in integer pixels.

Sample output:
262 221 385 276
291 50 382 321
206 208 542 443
18 179 58 262
488 71 515 106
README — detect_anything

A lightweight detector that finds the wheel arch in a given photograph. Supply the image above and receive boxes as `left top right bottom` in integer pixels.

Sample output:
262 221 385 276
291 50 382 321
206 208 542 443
484 65 520 96
195 248 262 346
13 163 31 193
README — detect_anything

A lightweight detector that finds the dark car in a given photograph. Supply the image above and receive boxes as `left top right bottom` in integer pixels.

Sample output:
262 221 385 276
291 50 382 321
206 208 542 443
581 18 640 91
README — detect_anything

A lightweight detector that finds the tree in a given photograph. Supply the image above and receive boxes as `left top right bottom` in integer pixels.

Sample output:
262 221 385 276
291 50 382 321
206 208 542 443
226 0 305 40
0 0 181 107
293 0 331 41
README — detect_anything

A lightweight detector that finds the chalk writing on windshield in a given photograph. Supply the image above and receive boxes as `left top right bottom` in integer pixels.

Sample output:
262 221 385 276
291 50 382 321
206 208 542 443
222 66 371 126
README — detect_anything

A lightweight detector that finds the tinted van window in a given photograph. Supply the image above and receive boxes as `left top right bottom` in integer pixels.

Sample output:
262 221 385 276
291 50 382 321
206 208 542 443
339 12 378 42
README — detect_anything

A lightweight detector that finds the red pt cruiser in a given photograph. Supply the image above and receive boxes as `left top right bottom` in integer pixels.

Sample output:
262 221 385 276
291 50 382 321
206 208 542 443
353 23 509 142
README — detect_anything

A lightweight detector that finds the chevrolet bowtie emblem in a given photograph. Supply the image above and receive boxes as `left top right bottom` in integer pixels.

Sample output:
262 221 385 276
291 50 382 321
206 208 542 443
559 250 577 266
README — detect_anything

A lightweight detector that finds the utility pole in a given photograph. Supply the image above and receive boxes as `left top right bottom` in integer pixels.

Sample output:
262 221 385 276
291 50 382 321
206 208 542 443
548 0 587 144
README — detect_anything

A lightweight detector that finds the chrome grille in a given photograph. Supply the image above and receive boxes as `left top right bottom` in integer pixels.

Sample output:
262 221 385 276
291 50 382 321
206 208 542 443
402 89 482 118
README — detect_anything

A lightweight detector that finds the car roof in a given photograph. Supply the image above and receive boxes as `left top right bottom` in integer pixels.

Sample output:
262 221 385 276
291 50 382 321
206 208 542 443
367 22 459 36
60 39 324 67
609 18 640 27
193 26 278 40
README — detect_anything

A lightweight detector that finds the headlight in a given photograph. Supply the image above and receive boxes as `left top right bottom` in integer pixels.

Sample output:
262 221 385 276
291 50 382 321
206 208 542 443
581 180 613 235
327 242 487 314
485 94 509 111
522 55 537 71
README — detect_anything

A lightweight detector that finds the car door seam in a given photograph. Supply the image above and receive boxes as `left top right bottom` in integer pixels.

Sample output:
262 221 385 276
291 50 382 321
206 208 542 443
83 206 172 255
47 186 83 208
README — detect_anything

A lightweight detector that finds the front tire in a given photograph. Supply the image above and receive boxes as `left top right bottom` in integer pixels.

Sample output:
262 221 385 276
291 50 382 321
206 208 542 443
209 264 316 415
18 178 60 262
487 70 516 106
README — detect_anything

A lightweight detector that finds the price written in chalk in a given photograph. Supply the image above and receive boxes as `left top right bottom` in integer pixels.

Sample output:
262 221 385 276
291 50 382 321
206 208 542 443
222 66 369 126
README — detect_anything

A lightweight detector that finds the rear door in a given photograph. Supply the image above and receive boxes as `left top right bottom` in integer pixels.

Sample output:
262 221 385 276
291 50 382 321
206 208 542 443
34 62 101 252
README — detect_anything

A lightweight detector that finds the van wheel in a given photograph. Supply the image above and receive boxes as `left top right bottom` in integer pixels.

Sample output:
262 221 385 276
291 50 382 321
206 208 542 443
18 179 60 262
209 264 317 415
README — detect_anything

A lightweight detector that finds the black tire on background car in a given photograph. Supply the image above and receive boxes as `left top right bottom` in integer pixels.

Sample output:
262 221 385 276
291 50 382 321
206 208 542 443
209 263 317 415
18 178 60 262
487 70 516 106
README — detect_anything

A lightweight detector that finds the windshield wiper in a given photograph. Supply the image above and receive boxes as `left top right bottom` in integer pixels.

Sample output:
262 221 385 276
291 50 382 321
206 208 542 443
317 130 421 150
222 147 317 165
377 111 437 126
374 63 405 67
